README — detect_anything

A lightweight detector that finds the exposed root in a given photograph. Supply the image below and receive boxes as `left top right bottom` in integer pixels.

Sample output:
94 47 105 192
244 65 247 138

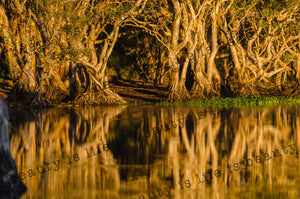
167 87 191 102
73 88 127 106
190 81 221 99
190 90 206 100
226 71 259 97
234 84 259 97
283 82 300 97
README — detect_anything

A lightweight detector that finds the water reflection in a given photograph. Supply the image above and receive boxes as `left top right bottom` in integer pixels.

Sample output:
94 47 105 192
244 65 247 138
9 105 300 198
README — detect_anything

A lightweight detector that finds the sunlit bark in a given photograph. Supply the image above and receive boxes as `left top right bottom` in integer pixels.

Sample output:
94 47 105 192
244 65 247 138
220 1 300 95
0 0 147 105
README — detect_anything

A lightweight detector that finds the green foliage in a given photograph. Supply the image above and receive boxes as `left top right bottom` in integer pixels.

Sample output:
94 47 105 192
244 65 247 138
104 2 133 22
0 55 10 78
61 24 72 32
108 50 138 79
29 0 52 18
56 48 90 61
107 52 122 76
127 65 139 79
161 96 300 109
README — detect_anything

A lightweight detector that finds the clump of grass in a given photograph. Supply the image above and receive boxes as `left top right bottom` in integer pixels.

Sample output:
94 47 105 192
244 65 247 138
160 96 300 109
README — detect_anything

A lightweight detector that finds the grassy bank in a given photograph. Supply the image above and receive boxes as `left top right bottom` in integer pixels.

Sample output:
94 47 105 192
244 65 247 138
160 96 300 109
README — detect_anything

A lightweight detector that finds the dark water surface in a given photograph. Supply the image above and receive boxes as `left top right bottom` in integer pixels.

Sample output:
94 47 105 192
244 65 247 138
8 105 300 198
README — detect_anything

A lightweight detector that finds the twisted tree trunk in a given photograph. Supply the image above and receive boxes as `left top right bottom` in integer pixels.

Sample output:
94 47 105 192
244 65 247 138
0 0 147 105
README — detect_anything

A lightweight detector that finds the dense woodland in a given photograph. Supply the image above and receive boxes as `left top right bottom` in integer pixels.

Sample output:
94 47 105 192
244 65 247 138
0 0 299 105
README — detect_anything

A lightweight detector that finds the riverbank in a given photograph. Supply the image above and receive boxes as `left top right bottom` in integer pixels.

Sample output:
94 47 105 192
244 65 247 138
0 77 169 106
1 77 300 108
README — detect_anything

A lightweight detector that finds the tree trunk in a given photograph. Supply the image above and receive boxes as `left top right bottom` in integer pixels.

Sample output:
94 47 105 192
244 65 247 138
168 53 191 102
190 1 223 98
0 1 37 93
0 98 27 198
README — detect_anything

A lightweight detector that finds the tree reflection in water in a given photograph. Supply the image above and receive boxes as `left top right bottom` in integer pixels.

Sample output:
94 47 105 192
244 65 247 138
9 105 300 198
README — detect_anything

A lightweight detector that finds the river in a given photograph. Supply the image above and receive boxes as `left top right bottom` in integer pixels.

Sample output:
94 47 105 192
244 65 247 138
8 105 300 198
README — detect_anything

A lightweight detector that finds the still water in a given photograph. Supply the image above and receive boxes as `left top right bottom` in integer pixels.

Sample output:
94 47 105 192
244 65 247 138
8 105 300 198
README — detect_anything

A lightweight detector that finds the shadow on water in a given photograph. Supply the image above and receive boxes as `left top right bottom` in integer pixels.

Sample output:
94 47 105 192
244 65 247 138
6 104 300 198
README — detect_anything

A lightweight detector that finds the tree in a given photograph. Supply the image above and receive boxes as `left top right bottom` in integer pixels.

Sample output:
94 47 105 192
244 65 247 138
1 0 299 103
220 0 300 95
126 0 234 100
128 0 300 99
0 0 147 105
